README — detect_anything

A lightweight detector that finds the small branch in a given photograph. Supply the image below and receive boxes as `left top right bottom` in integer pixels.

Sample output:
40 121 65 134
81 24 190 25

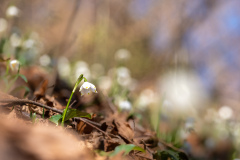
105 97 117 113
158 139 186 154
0 99 103 130
135 153 153 160
76 117 111 139
141 139 153 154
0 99 63 114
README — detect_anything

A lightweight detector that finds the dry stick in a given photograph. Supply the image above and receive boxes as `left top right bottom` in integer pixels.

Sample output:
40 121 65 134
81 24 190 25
76 117 111 139
105 97 117 113
135 154 153 160
0 99 106 134
0 99 63 113
141 139 154 154
158 139 186 154
69 100 77 108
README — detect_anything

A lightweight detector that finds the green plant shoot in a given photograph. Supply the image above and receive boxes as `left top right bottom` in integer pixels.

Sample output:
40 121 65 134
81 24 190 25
61 74 84 126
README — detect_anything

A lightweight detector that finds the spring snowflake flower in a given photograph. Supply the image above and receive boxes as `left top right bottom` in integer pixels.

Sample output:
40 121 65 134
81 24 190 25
118 100 132 111
6 6 20 17
79 82 97 96
115 48 131 61
9 60 20 71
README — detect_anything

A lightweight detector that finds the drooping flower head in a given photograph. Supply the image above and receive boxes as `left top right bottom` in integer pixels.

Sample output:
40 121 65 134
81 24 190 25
9 59 20 71
6 6 20 17
79 82 97 96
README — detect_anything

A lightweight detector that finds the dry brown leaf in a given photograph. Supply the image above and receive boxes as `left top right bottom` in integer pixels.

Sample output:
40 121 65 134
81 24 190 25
0 113 93 160
104 137 125 152
34 79 49 99
113 120 134 143
77 120 94 134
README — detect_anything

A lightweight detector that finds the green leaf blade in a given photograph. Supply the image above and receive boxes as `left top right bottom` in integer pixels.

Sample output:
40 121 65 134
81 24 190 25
153 150 189 160
49 114 62 125
64 108 91 121
110 144 145 156
19 74 28 82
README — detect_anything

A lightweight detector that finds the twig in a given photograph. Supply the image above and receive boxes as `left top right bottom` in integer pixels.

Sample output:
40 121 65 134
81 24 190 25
0 99 104 132
141 139 153 154
158 139 187 154
76 117 111 139
69 100 77 108
135 153 153 160
0 99 63 114
105 97 117 113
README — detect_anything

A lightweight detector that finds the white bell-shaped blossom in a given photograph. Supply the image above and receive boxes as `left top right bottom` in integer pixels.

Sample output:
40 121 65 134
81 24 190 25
10 33 21 47
39 54 51 66
118 100 132 111
218 106 233 120
6 6 20 17
9 59 20 71
115 48 131 61
23 39 35 48
57 56 71 78
79 82 97 96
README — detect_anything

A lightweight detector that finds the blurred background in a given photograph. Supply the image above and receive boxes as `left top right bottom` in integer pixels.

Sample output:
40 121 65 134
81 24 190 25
0 0 240 159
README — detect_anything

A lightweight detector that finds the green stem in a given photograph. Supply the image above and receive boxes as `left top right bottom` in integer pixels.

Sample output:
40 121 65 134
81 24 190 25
5 74 19 92
5 60 10 76
61 74 84 126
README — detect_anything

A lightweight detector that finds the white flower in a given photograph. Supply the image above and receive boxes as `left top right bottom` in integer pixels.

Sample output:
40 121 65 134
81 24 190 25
23 39 35 48
6 6 20 17
57 56 71 77
79 82 97 96
137 89 156 110
158 70 208 115
118 100 132 111
115 49 131 61
9 60 20 71
10 33 21 47
39 54 51 66
116 67 132 87
75 61 91 80
218 106 233 120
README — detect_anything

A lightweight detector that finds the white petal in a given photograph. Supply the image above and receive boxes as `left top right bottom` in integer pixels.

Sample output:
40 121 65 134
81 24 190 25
79 85 83 92
80 88 89 96
82 82 91 89
90 83 97 93
9 60 20 71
